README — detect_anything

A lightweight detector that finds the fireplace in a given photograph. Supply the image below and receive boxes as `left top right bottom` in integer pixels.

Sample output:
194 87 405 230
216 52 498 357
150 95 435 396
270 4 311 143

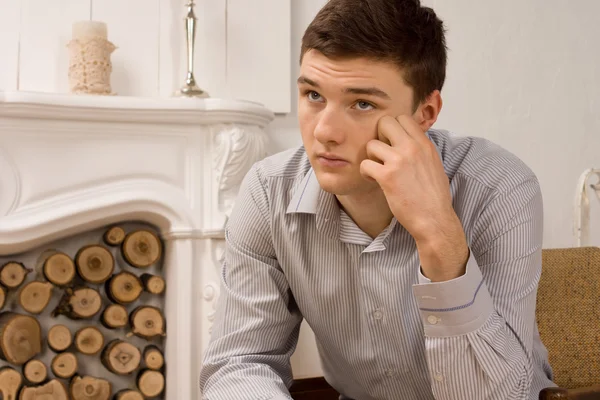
0 90 273 399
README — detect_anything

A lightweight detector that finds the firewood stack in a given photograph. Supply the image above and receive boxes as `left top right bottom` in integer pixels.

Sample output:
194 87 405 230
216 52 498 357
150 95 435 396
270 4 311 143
0 224 166 399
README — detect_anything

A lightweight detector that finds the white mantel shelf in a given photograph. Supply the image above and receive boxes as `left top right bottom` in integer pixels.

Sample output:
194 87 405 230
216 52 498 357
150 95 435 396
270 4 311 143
0 91 274 126
0 90 274 400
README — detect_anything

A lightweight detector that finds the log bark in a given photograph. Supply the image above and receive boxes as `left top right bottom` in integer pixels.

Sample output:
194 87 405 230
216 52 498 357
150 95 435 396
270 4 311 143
113 389 143 400
143 345 164 370
22 359 47 384
136 369 164 398
104 272 142 305
47 324 72 353
140 274 165 295
121 230 161 268
0 262 31 289
18 379 68 400
75 245 115 284
104 226 126 246
101 304 128 329
74 326 104 356
101 340 141 375
69 375 111 400
39 251 75 287
18 281 54 314
0 366 23 400
50 352 77 379
128 306 165 340
52 287 102 319
0 312 42 365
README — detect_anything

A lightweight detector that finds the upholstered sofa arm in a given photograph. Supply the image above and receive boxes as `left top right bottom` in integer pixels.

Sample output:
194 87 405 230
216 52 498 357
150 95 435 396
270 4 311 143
539 385 600 400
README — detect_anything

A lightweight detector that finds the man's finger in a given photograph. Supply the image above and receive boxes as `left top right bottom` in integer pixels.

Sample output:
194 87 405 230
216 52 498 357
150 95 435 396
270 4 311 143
395 114 429 145
377 115 412 147
359 158 385 182
366 139 395 164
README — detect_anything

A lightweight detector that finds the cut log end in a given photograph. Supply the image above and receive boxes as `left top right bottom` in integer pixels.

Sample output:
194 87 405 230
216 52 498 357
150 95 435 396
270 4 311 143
43 252 76 287
47 324 72 353
0 286 6 310
51 352 78 379
0 366 23 400
143 345 164 370
114 389 144 400
104 226 126 246
74 326 105 356
105 272 143 305
52 287 102 319
101 304 128 329
23 359 47 384
18 281 54 314
136 369 164 398
101 340 141 375
130 306 166 339
0 262 31 289
140 274 165 295
19 378 68 400
75 245 115 284
70 375 111 400
0 312 42 365
122 230 162 268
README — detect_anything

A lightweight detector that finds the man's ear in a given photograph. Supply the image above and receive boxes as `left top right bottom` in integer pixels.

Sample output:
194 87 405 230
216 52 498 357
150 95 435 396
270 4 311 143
413 90 442 132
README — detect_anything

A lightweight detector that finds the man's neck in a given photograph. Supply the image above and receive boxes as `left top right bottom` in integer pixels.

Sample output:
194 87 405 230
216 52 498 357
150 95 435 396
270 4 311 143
336 188 394 239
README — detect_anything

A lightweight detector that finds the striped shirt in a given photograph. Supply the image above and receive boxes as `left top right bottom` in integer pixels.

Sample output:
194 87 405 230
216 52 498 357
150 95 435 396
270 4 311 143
200 129 556 400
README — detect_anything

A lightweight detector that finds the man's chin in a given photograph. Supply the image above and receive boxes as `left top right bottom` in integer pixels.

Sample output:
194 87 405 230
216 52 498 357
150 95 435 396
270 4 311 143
313 170 366 196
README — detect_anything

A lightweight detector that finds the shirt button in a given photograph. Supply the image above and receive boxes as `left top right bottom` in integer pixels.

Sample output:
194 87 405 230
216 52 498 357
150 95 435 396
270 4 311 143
385 369 396 377
373 310 383 320
427 315 439 325
434 372 445 382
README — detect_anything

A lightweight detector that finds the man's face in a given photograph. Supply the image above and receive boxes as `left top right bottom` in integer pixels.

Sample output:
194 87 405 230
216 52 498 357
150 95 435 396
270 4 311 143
298 49 419 196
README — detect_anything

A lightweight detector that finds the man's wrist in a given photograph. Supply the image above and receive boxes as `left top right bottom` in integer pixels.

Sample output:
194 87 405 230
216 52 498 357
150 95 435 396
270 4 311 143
415 226 469 282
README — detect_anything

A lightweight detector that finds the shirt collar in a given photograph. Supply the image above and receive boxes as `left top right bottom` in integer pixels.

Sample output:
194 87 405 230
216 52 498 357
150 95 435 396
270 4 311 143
286 169 320 214
286 168 340 238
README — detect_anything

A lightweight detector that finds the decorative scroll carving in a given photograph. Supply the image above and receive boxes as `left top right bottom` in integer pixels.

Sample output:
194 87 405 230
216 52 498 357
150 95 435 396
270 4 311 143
0 146 20 216
202 283 219 334
213 124 270 218
203 238 226 333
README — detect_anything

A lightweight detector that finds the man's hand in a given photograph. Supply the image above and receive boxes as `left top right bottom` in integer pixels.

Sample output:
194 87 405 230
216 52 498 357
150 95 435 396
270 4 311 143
360 115 469 282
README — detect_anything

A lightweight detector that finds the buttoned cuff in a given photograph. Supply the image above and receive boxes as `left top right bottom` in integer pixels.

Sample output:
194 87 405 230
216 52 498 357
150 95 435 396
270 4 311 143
412 250 494 337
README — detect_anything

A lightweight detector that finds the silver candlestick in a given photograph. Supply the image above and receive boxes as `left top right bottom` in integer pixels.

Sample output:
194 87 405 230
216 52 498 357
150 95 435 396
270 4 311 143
177 0 209 97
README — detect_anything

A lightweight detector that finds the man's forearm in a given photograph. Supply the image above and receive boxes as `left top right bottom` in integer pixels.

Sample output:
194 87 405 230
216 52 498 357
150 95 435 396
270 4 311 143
201 360 294 400
412 252 533 399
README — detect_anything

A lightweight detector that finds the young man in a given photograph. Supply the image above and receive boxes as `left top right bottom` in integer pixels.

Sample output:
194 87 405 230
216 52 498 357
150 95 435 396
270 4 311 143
200 0 555 399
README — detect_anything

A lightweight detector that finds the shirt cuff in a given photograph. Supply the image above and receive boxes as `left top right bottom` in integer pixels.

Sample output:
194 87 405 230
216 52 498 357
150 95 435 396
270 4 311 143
412 249 494 337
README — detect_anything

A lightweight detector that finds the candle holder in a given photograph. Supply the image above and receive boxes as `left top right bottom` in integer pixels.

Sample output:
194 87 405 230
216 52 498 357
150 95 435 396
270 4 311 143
67 21 117 95
177 0 209 98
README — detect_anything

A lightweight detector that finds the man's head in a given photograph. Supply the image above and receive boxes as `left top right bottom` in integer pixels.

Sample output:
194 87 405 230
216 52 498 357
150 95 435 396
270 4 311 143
298 0 447 196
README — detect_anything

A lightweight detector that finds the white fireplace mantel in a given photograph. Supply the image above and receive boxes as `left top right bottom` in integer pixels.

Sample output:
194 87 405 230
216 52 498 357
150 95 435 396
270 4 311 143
0 90 274 400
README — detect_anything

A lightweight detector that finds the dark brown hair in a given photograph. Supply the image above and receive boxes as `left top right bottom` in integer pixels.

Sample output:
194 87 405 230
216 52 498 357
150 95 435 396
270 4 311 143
301 0 447 109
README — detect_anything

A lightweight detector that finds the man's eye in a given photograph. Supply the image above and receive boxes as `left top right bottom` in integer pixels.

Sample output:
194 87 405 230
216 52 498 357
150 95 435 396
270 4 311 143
355 101 374 111
307 91 322 101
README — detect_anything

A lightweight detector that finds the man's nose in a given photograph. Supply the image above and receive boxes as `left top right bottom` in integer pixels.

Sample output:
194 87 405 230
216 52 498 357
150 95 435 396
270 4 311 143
313 107 345 145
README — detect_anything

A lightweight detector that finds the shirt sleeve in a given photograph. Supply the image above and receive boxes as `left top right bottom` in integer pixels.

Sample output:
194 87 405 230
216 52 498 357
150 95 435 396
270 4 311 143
412 177 544 399
200 165 302 400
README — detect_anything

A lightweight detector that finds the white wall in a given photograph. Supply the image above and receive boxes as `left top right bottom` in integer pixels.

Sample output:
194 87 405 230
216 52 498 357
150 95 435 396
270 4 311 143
278 0 600 379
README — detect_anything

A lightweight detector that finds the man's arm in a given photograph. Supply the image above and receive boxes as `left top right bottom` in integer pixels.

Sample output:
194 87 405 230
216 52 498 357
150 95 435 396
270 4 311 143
200 165 303 400
412 177 543 399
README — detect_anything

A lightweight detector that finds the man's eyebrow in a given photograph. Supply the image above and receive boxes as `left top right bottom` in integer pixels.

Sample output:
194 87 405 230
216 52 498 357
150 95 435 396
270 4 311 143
344 87 390 100
297 76 320 87
297 75 390 100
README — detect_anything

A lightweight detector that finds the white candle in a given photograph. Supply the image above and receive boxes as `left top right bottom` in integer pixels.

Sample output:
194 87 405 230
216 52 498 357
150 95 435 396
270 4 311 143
72 21 107 41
